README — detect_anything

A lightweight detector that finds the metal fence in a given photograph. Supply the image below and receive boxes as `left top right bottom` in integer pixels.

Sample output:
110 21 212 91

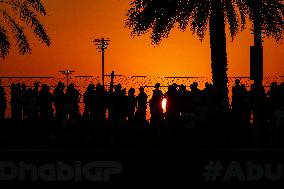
1 75 283 120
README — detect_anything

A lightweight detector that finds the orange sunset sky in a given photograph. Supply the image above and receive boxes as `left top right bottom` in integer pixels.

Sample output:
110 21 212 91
0 0 283 78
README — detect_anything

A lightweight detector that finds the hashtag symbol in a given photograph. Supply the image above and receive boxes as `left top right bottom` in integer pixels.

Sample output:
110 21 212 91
203 161 223 181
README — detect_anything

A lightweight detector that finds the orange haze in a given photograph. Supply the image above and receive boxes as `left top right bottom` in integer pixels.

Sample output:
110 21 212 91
0 0 283 78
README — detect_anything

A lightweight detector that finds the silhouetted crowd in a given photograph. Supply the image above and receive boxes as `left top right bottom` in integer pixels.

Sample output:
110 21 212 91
0 80 284 131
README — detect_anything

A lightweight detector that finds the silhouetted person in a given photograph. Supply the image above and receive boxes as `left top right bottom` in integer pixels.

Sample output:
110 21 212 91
109 84 125 127
0 81 7 121
135 87 148 124
83 84 94 117
38 84 54 121
178 84 188 122
149 87 163 127
53 82 66 121
20 83 28 120
232 79 249 127
270 82 284 146
25 88 38 120
248 83 267 146
33 81 40 118
63 83 80 122
93 83 108 124
153 83 163 99
232 79 242 113
10 83 22 121
127 88 137 125
121 88 128 124
267 82 280 123
164 84 180 126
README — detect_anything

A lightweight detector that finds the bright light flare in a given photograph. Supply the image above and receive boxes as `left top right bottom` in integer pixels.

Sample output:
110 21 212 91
162 98 167 113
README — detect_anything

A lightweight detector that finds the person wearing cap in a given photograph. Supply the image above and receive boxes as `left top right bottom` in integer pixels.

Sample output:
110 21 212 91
153 83 163 99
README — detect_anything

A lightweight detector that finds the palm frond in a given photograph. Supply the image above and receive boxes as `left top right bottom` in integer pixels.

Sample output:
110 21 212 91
24 0 47 15
0 25 10 58
19 5 51 46
190 0 211 40
176 0 198 31
224 0 240 40
260 0 284 42
3 10 31 55
126 0 178 44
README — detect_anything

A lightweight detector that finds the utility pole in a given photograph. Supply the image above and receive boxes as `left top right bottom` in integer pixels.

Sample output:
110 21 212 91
59 70 75 87
94 38 110 87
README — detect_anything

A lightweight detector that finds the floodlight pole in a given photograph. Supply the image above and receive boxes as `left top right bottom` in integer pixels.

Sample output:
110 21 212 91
59 70 75 87
94 38 110 87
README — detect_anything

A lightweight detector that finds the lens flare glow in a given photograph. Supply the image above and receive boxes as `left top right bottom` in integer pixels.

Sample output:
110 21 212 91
162 98 167 113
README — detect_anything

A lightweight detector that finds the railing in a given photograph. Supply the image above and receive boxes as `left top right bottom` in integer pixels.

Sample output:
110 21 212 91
1 75 283 119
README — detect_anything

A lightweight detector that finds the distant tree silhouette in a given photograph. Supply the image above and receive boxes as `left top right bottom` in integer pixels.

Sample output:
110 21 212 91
0 0 51 58
125 0 283 111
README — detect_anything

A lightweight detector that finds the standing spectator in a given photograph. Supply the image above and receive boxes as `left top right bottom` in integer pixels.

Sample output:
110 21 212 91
127 88 137 125
149 88 163 127
53 82 66 120
136 87 148 123
0 80 7 121
83 84 95 117
38 84 54 121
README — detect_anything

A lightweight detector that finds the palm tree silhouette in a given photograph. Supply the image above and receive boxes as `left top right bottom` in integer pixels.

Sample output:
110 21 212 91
126 0 283 110
236 0 284 85
0 0 51 59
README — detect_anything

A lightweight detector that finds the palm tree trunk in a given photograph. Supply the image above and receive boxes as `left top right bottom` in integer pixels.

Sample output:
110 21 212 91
253 0 263 86
252 0 266 147
209 2 229 111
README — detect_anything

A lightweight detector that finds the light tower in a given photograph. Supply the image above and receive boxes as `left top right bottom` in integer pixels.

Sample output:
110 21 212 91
59 70 75 87
94 38 110 87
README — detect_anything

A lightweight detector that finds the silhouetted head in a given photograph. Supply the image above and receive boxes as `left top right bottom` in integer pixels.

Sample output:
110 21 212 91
96 83 102 90
139 87 144 93
205 82 211 88
235 79 240 85
115 84 122 92
190 83 198 90
172 83 178 89
21 83 26 89
58 82 65 89
179 84 186 92
155 83 160 89
270 82 278 89
128 88 135 95
69 83 75 88
16 83 21 89
122 88 126 95
34 81 40 87
42 84 49 91
88 84 95 90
